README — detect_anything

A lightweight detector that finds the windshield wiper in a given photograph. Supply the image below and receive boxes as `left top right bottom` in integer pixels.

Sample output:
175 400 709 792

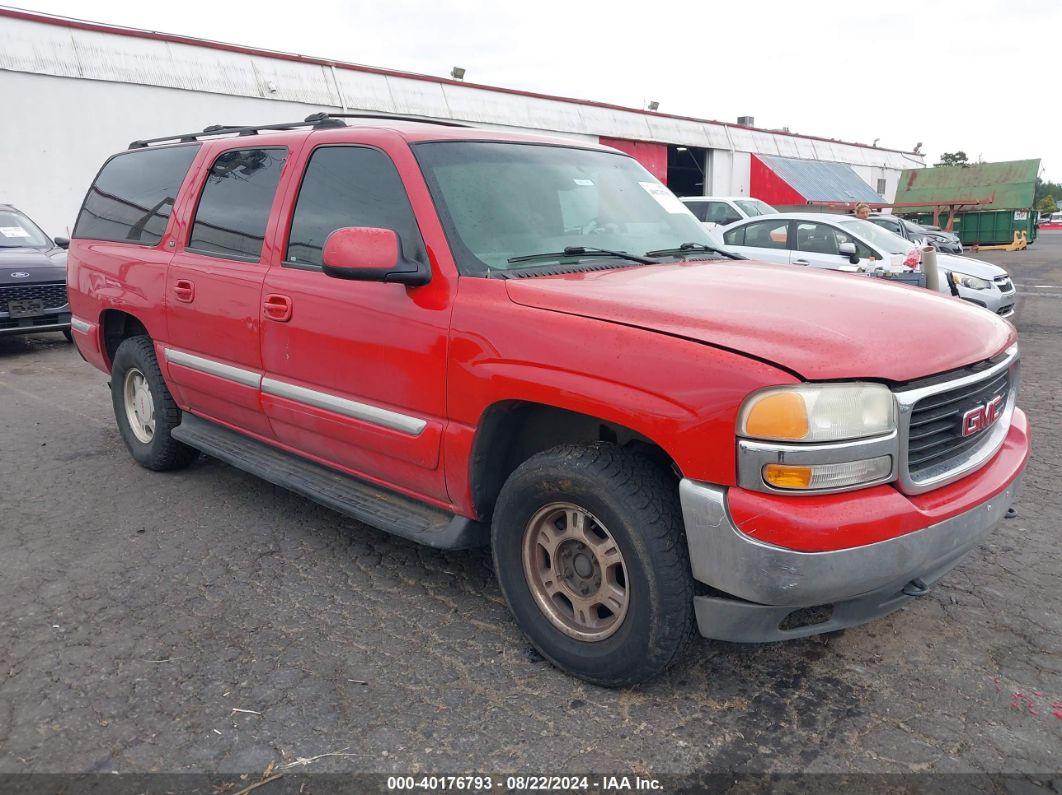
644 242 746 260
507 246 656 265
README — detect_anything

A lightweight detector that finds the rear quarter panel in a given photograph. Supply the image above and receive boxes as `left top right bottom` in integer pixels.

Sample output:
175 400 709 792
67 241 174 372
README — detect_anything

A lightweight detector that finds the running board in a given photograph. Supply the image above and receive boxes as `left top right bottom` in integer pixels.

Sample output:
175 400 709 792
172 414 487 549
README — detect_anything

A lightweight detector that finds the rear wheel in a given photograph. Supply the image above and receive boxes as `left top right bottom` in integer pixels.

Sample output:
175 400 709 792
110 336 198 471
492 443 696 687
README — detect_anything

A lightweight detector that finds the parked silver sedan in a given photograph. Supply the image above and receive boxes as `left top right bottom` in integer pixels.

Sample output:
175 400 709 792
716 212 1015 317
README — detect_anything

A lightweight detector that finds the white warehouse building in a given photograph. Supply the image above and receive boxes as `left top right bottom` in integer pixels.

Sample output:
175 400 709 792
0 8 925 236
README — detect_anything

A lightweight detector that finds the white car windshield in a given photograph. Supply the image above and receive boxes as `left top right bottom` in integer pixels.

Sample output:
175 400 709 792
734 199 776 217
836 218 912 255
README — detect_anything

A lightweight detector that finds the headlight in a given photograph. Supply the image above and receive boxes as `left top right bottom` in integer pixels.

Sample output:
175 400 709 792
950 271 992 290
738 383 896 443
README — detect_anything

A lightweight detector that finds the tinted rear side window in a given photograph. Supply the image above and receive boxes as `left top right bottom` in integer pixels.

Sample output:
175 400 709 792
723 225 745 246
189 148 287 261
683 202 709 222
73 145 199 245
285 146 425 268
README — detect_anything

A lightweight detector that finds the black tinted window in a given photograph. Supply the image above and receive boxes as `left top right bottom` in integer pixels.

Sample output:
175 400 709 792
286 146 424 268
73 145 199 245
189 148 287 260
742 220 790 249
684 202 709 221
872 218 902 235
723 225 745 246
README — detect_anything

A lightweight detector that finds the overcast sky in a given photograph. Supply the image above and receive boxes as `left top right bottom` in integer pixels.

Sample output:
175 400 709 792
14 0 1061 181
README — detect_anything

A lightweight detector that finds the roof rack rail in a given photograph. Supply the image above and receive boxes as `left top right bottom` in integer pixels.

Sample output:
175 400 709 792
128 119 322 149
128 112 470 149
303 112 471 128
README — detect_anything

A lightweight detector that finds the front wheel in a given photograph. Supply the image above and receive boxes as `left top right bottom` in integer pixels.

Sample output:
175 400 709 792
491 443 696 687
110 336 198 471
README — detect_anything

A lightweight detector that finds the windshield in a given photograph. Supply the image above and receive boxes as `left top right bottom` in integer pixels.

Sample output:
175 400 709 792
0 210 51 248
735 199 776 217
835 218 912 255
413 142 713 274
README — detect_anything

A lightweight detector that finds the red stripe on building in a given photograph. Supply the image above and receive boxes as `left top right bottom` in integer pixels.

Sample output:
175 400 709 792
750 154 806 206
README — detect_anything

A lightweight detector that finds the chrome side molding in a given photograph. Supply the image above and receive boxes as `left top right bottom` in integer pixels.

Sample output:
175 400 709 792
164 348 262 388
262 377 426 436
162 347 427 437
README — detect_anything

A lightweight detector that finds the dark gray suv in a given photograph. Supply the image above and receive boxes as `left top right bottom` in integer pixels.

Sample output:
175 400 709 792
0 204 71 340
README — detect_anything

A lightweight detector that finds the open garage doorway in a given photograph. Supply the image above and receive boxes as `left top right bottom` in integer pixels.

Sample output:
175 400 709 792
667 145 707 196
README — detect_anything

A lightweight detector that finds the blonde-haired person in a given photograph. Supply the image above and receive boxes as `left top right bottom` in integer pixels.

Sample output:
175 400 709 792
854 202 871 220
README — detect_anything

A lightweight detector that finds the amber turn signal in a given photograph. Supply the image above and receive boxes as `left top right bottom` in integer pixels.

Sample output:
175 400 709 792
761 456 893 491
762 463 813 489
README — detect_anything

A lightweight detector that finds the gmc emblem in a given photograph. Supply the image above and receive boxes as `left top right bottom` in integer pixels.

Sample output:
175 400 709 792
961 396 1004 437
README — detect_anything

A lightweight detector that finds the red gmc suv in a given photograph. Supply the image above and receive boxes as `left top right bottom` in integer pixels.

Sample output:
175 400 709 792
67 114 1028 686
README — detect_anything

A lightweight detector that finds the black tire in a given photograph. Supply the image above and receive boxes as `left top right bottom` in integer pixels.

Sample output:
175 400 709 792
62 328 73 342
110 336 198 471
491 443 696 687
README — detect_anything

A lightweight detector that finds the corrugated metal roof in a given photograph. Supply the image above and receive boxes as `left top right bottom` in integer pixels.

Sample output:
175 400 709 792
895 159 1040 210
758 154 882 202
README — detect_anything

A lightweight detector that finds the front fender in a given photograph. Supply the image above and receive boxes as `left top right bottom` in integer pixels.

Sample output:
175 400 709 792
443 279 796 512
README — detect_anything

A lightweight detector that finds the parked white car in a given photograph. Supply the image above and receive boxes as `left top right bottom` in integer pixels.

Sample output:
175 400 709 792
680 196 777 230
718 212 1016 317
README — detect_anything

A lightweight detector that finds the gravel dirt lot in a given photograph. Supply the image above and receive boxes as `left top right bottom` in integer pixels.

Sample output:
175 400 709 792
0 233 1060 786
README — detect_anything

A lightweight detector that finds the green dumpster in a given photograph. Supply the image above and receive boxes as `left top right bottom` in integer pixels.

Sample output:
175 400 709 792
895 159 1041 246
905 209 1038 246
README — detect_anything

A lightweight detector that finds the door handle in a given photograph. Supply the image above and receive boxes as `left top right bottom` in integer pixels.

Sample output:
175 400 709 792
173 279 195 302
793 259 810 265
263 293 293 322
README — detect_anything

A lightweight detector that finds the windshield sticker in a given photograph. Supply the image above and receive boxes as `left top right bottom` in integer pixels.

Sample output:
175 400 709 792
0 226 31 238
573 178 595 186
638 182 689 214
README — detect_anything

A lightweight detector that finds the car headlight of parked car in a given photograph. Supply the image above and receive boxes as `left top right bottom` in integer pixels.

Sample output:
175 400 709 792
950 272 992 290
736 384 897 492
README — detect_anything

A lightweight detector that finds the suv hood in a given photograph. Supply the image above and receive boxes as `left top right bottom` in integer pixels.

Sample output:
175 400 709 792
505 261 1015 382
0 247 67 285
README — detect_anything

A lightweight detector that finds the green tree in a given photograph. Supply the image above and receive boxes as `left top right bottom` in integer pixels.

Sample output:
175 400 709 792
1035 177 1062 204
935 151 969 167
1037 195 1057 215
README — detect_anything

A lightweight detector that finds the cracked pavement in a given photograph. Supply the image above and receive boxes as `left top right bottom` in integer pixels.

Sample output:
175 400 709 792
0 235 1059 780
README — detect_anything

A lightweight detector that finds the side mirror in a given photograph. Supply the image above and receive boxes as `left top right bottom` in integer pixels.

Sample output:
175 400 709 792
53 236 70 249
838 241 861 265
322 227 430 286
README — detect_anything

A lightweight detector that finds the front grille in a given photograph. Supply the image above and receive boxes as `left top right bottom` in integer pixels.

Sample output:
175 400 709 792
994 276 1014 293
0 282 68 312
906 368 1010 480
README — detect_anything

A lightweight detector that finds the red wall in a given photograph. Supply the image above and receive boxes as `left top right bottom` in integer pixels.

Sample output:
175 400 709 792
750 154 806 206
599 137 668 182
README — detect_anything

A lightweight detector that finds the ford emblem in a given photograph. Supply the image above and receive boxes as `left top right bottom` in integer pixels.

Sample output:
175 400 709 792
10 272 30 278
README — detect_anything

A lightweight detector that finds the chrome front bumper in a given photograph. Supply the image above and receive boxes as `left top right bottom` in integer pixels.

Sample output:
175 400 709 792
679 477 1021 642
